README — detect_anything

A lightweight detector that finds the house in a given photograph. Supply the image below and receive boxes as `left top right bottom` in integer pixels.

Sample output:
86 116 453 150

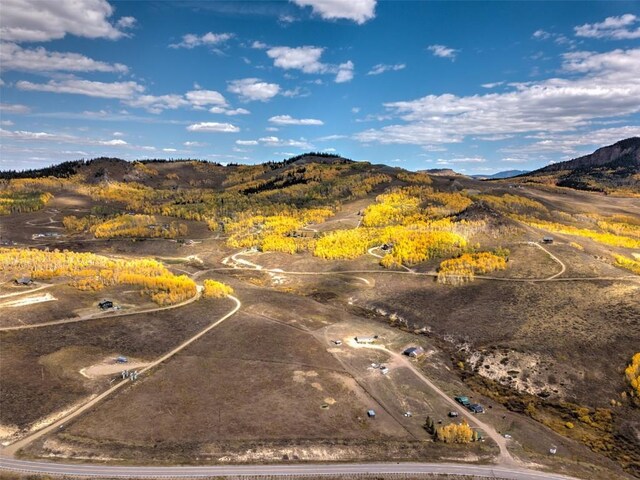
98 300 114 310
367 409 376 418
542 236 554 244
15 277 33 286
403 346 425 357
355 336 375 344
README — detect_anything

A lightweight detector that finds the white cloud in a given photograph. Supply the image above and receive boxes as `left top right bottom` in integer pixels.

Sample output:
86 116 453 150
116 16 136 29
355 48 640 148
99 139 127 146
228 78 280 102
0 120 14 126
481 82 504 89
209 106 250 115
236 140 259 146
575 13 640 40
185 89 227 107
427 44 458 60
184 141 206 147
265 127 279 132
291 0 376 24
170 32 234 49
437 157 486 164
0 103 30 114
0 0 134 42
124 94 188 114
0 42 128 73
317 134 347 141
532 29 575 47
258 136 313 148
267 46 327 73
112 131 124 137
335 60 354 83
187 122 240 133
252 41 268 49
162 148 177 152
16 79 144 99
269 115 324 126
367 63 405 75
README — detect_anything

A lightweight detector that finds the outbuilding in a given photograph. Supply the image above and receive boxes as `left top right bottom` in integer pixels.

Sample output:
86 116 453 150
367 409 376 418
15 277 33 286
355 336 375 344
403 346 425 357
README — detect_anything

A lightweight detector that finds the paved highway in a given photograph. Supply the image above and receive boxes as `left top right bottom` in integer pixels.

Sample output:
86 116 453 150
0 458 582 479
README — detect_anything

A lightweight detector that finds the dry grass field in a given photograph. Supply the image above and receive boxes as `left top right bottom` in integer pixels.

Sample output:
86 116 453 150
1 157 638 479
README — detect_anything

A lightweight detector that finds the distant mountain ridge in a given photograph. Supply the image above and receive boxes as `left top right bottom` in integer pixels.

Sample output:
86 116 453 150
517 137 639 194
473 170 530 180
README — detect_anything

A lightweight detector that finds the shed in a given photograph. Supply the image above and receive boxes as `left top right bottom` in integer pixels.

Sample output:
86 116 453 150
355 336 375 344
15 277 33 286
99 300 114 310
403 346 425 357
367 409 376 418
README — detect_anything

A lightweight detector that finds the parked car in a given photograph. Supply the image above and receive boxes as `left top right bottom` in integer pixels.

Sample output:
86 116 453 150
455 396 471 407
448 411 459 418
468 403 485 414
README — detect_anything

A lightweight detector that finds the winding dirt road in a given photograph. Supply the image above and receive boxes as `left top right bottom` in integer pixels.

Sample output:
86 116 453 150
1 295 241 456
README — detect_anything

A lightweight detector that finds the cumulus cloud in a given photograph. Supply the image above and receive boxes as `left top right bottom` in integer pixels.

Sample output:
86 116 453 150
269 115 324 125
185 89 227 108
355 48 640 150
236 140 259 146
0 42 128 73
0 0 135 42
427 44 459 60
186 122 240 133
184 141 206 147
291 0 376 24
335 60 354 83
267 46 327 73
575 13 640 40
16 79 144 99
481 82 504 89
169 32 234 49
124 94 189 113
210 106 251 116
367 63 405 75
228 78 280 102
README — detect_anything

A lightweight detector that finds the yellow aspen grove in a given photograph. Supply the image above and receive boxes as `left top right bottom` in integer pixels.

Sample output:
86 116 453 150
0 248 196 306
435 420 474 443
438 252 507 285
625 353 640 405
203 279 234 298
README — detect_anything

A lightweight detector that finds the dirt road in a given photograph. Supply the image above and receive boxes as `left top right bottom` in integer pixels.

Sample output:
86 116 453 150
1 295 241 456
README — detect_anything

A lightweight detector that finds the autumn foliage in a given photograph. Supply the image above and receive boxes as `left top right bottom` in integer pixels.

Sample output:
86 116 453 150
203 279 234 298
0 248 196 306
435 419 475 443
626 353 640 406
437 251 507 284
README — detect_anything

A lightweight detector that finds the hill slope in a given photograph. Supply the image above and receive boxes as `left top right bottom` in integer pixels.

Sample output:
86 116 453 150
518 137 640 194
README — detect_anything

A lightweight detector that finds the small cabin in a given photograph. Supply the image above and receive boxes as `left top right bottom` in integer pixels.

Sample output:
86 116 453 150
355 336 375 344
403 346 425 358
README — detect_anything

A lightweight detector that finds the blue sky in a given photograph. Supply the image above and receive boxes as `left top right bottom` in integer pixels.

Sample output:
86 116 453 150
1 0 639 174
